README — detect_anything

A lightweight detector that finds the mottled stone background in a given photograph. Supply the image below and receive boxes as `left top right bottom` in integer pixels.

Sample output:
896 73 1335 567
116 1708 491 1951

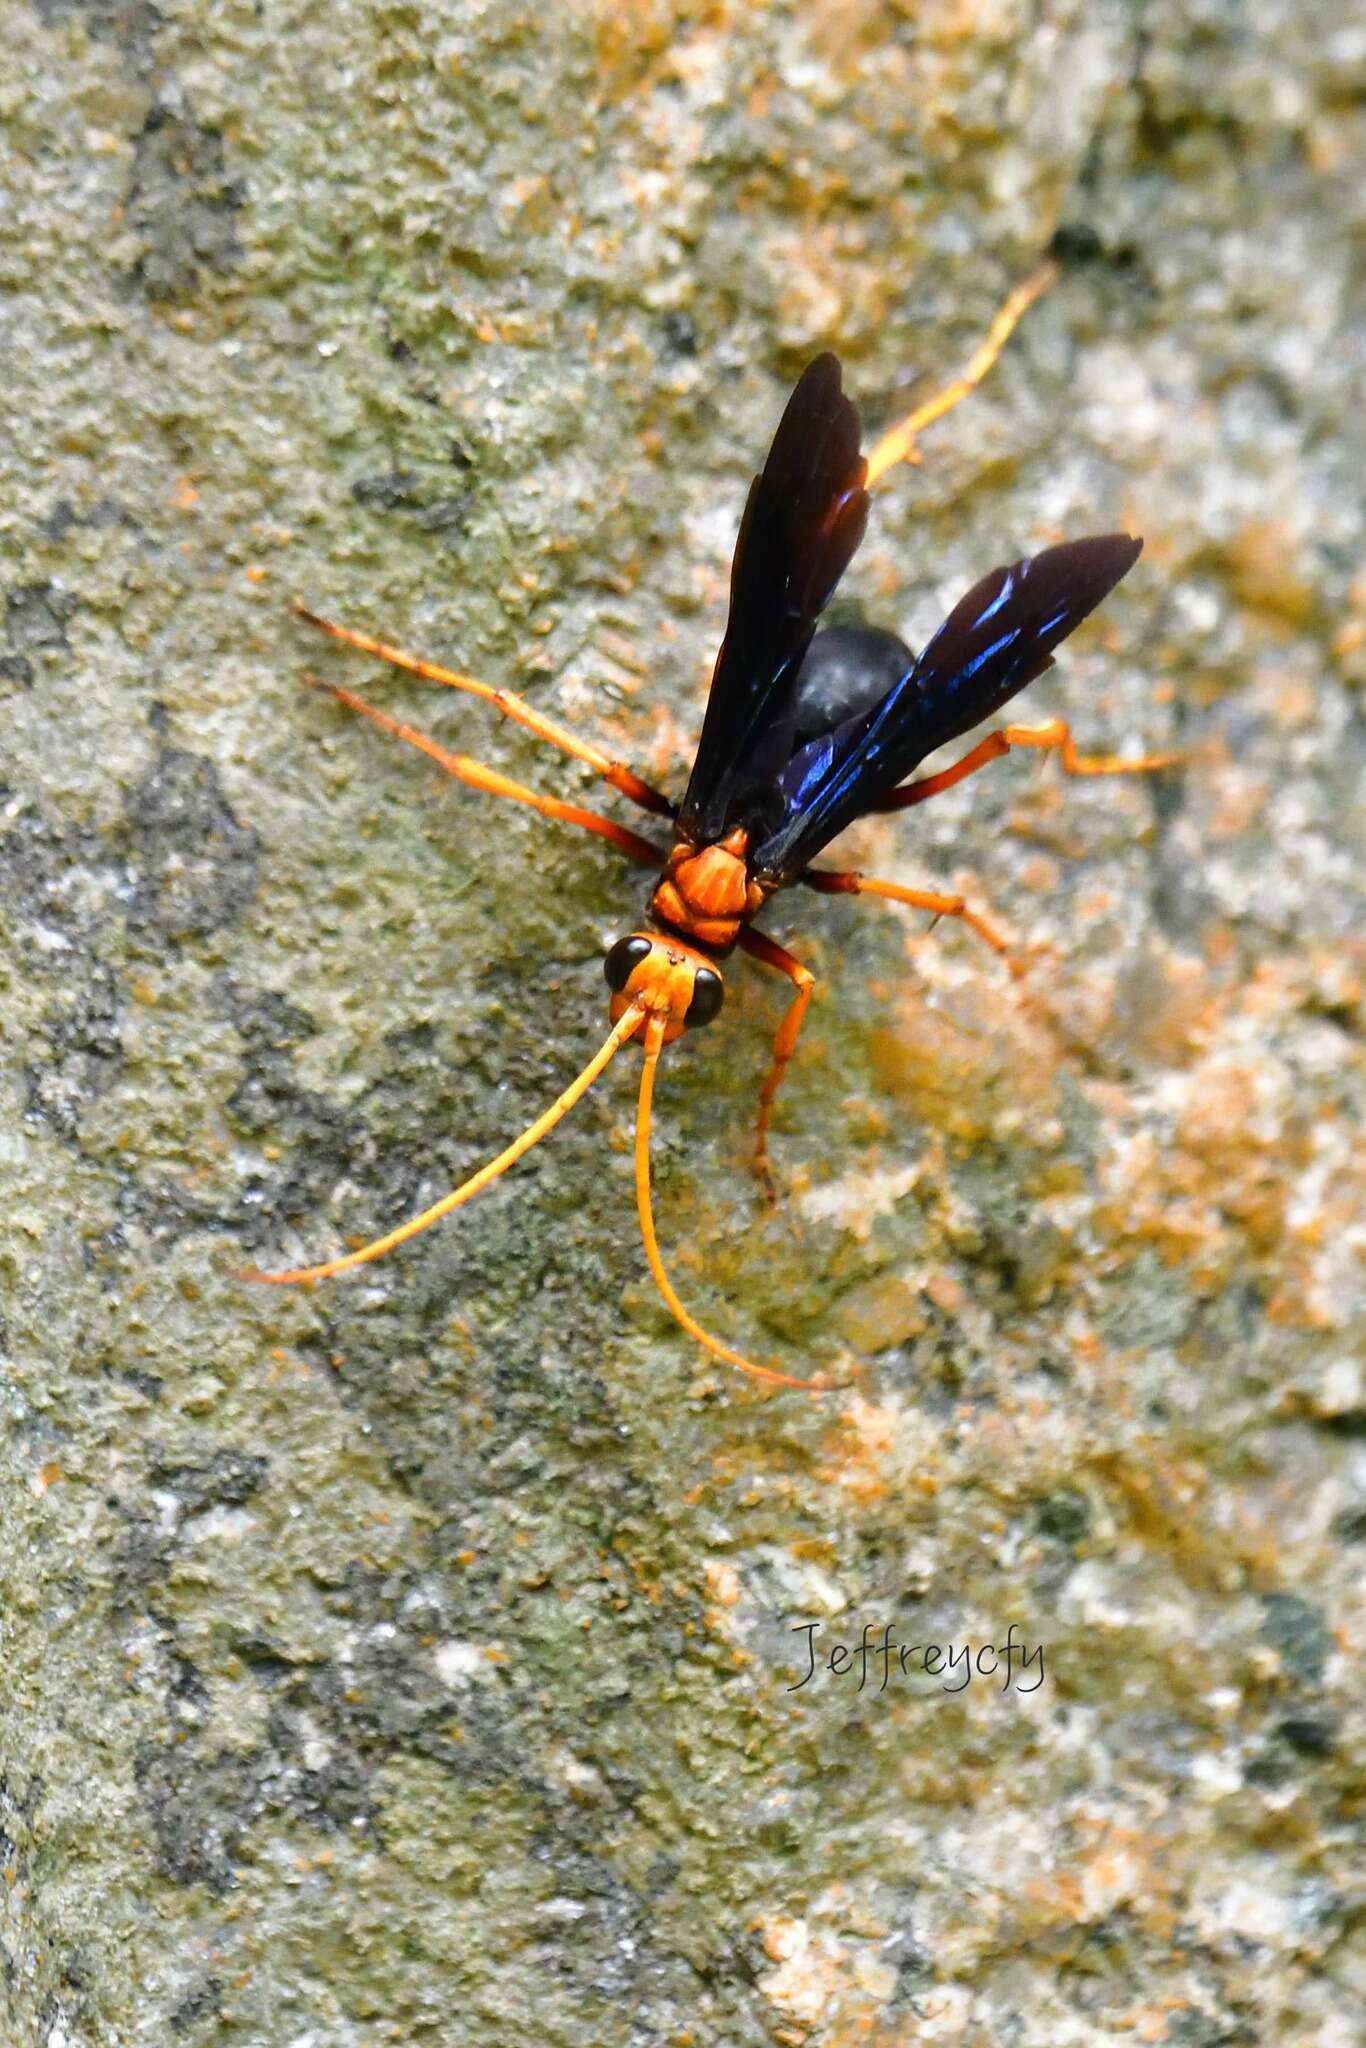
2 2 1363 2043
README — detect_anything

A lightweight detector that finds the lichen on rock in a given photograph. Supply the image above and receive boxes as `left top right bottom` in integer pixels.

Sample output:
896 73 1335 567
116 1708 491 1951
2 3 1362 2044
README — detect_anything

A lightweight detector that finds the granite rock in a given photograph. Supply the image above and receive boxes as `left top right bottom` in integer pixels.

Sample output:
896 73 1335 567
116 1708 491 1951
2 3 1362 2043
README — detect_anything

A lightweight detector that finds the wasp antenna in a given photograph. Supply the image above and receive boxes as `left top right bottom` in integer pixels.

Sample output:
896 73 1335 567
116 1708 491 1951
633 1015 848 1395
244 1002 648 1286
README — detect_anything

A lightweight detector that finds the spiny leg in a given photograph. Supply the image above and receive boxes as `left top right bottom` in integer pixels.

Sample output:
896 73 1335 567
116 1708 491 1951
802 866 1018 973
874 718 1182 813
312 678 667 867
245 1003 648 1285
633 1014 844 1393
294 604 674 818
737 927 816 1203
863 259 1059 488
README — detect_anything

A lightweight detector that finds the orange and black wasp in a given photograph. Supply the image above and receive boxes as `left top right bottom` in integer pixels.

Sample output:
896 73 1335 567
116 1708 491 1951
248 265 1175 1389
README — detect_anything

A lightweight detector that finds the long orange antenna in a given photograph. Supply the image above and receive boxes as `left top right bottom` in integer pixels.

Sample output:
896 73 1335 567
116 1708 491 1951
863 259 1059 487
245 1002 647 1285
633 1014 845 1393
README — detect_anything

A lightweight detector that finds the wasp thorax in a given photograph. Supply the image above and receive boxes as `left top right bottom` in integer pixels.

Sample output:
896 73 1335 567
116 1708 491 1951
650 828 765 950
604 930 724 1042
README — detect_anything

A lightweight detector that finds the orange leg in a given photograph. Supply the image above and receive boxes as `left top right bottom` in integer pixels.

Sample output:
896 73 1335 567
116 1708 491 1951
875 719 1182 812
738 927 816 1202
802 866 1017 971
311 679 667 867
863 260 1059 487
294 604 674 818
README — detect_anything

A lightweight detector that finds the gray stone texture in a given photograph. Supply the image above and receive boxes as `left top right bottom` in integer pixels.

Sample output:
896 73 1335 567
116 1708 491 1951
2 2 1362 2043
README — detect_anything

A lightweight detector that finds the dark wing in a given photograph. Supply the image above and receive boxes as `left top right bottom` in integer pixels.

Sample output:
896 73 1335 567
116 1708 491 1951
676 353 869 847
749 533 1143 884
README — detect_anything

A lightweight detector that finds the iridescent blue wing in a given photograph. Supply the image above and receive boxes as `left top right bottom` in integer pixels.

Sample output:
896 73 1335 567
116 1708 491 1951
749 534 1143 885
676 354 869 847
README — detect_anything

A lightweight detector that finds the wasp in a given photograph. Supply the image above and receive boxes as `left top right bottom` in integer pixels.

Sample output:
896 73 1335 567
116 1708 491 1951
249 264 1174 1388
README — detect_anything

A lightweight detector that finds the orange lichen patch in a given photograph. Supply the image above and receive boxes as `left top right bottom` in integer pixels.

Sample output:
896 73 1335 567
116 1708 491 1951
765 225 849 351
1097 1442 1283 1591
1075 882 1121 926
757 1913 898 2039
896 1755 1002 1815
1083 1841 1167 1926
1113 947 1227 1069
1018 850 1063 897
594 626 647 678
925 1270 964 1315
1092 1444 1207 1541
1177 1067 1302 1247
1010 1867 1086 1940
1088 947 1362 1324
497 172 555 234
835 1272 928 1352
1268 672 1318 730
1074 1816 1188 1942
1093 1051 1308 1288
590 3 737 105
800 0 906 68
815 1393 949 1510
819 1396 899 1507
1331 564 1366 678
1116 2001 1193 2043
1222 519 1317 627
916 0 1024 49
703 1558 741 1609
1002 1816 1188 1956
757 1917 839 2025
871 973 1062 1149
1206 766 1272 842
697 1436 820 1511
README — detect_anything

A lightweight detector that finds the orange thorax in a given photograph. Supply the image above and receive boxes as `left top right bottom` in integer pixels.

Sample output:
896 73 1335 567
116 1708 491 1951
650 828 765 950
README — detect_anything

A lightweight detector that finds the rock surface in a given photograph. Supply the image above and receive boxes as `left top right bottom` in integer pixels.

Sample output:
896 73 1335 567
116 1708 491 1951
2 3 1362 2043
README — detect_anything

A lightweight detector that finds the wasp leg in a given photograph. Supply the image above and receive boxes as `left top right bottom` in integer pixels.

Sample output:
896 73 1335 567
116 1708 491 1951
294 605 674 818
308 679 667 867
802 867 1018 972
874 719 1182 812
737 927 817 1203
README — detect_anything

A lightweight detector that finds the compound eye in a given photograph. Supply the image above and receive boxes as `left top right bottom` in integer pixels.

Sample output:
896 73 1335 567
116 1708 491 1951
684 967 724 1029
604 933 654 993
